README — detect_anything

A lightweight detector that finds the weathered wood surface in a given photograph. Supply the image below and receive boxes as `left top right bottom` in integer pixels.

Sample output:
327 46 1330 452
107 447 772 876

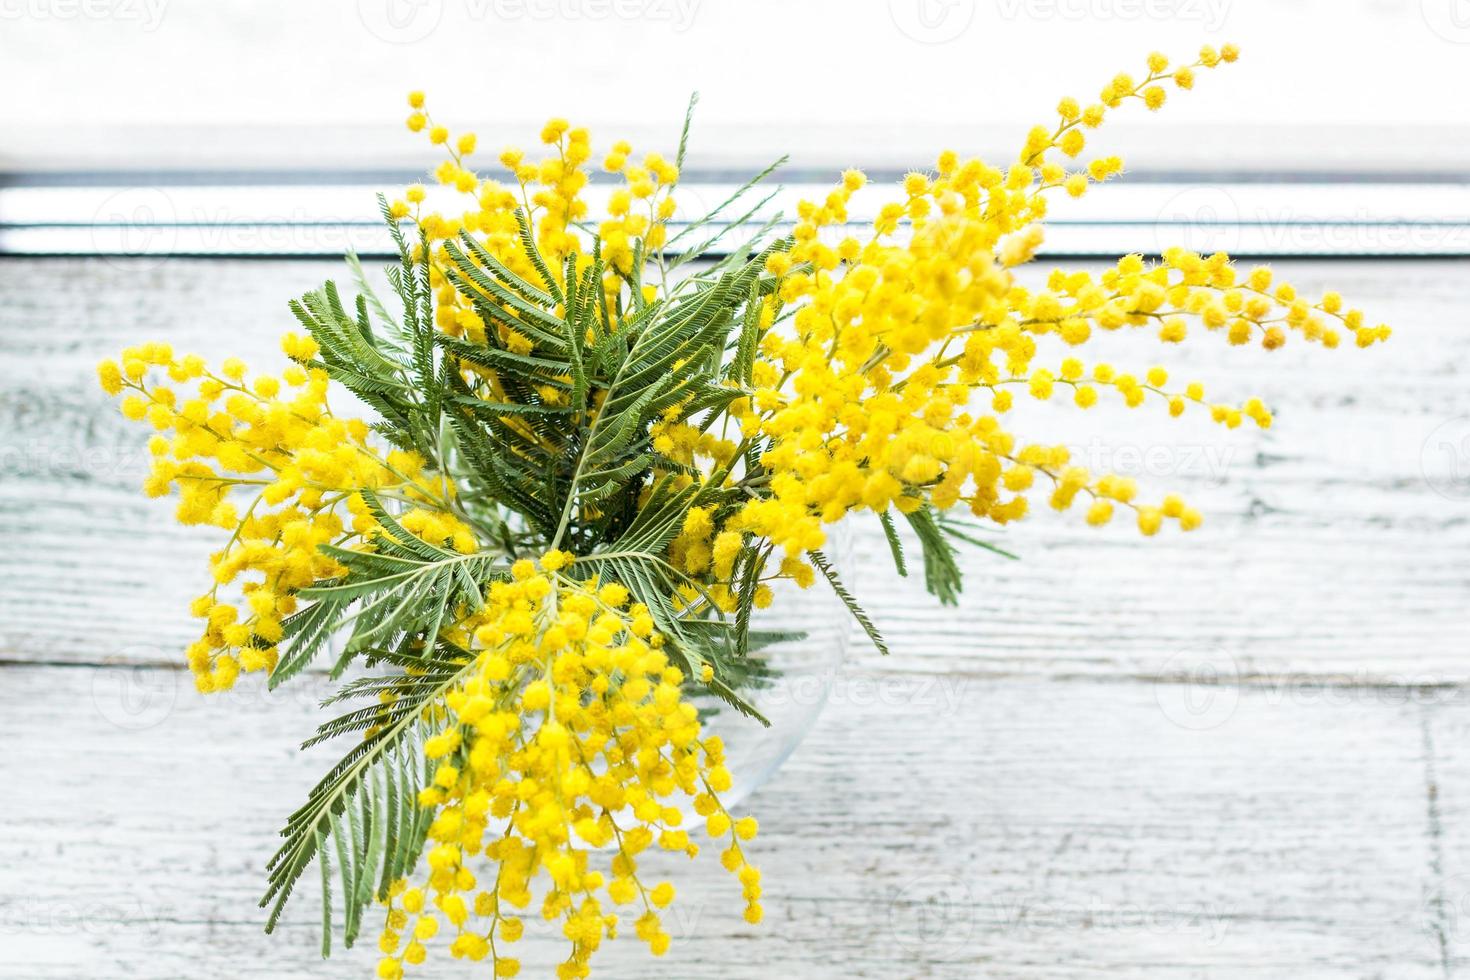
2 665 1464 978
4 259 1469 678
2 257 1469 977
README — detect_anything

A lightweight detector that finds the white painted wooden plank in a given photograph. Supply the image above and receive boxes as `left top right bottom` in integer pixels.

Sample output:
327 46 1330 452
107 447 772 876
1414 701 1470 978
0 665 1448 978
2 258 1468 680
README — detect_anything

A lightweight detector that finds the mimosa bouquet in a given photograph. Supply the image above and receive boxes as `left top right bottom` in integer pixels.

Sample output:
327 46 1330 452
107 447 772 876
98 44 1387 978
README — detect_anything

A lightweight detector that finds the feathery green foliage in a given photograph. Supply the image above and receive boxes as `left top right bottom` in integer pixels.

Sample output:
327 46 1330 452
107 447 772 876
254 111 1011 955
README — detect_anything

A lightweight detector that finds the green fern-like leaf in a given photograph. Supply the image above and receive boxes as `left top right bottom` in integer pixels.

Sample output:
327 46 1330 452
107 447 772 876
262 646 473 945
809 548 889 656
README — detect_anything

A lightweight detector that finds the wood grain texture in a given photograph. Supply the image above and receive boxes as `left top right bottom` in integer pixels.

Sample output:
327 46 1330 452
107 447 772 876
0 664 1458 978
2 256 1469 978
3 258 1468 678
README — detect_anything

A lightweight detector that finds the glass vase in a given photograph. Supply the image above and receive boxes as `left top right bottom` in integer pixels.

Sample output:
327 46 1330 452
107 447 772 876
686 520 856 811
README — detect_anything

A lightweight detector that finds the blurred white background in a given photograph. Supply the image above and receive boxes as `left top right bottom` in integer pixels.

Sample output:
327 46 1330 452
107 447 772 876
2 0 1469 173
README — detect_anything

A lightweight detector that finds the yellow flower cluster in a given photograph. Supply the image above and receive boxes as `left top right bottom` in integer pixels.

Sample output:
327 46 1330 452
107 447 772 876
97 337 474 691
717 45 1388 558
375 555 759 980
665 505 777 612
384 49 1395 603
94 45 1395 979
397 92 684 352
